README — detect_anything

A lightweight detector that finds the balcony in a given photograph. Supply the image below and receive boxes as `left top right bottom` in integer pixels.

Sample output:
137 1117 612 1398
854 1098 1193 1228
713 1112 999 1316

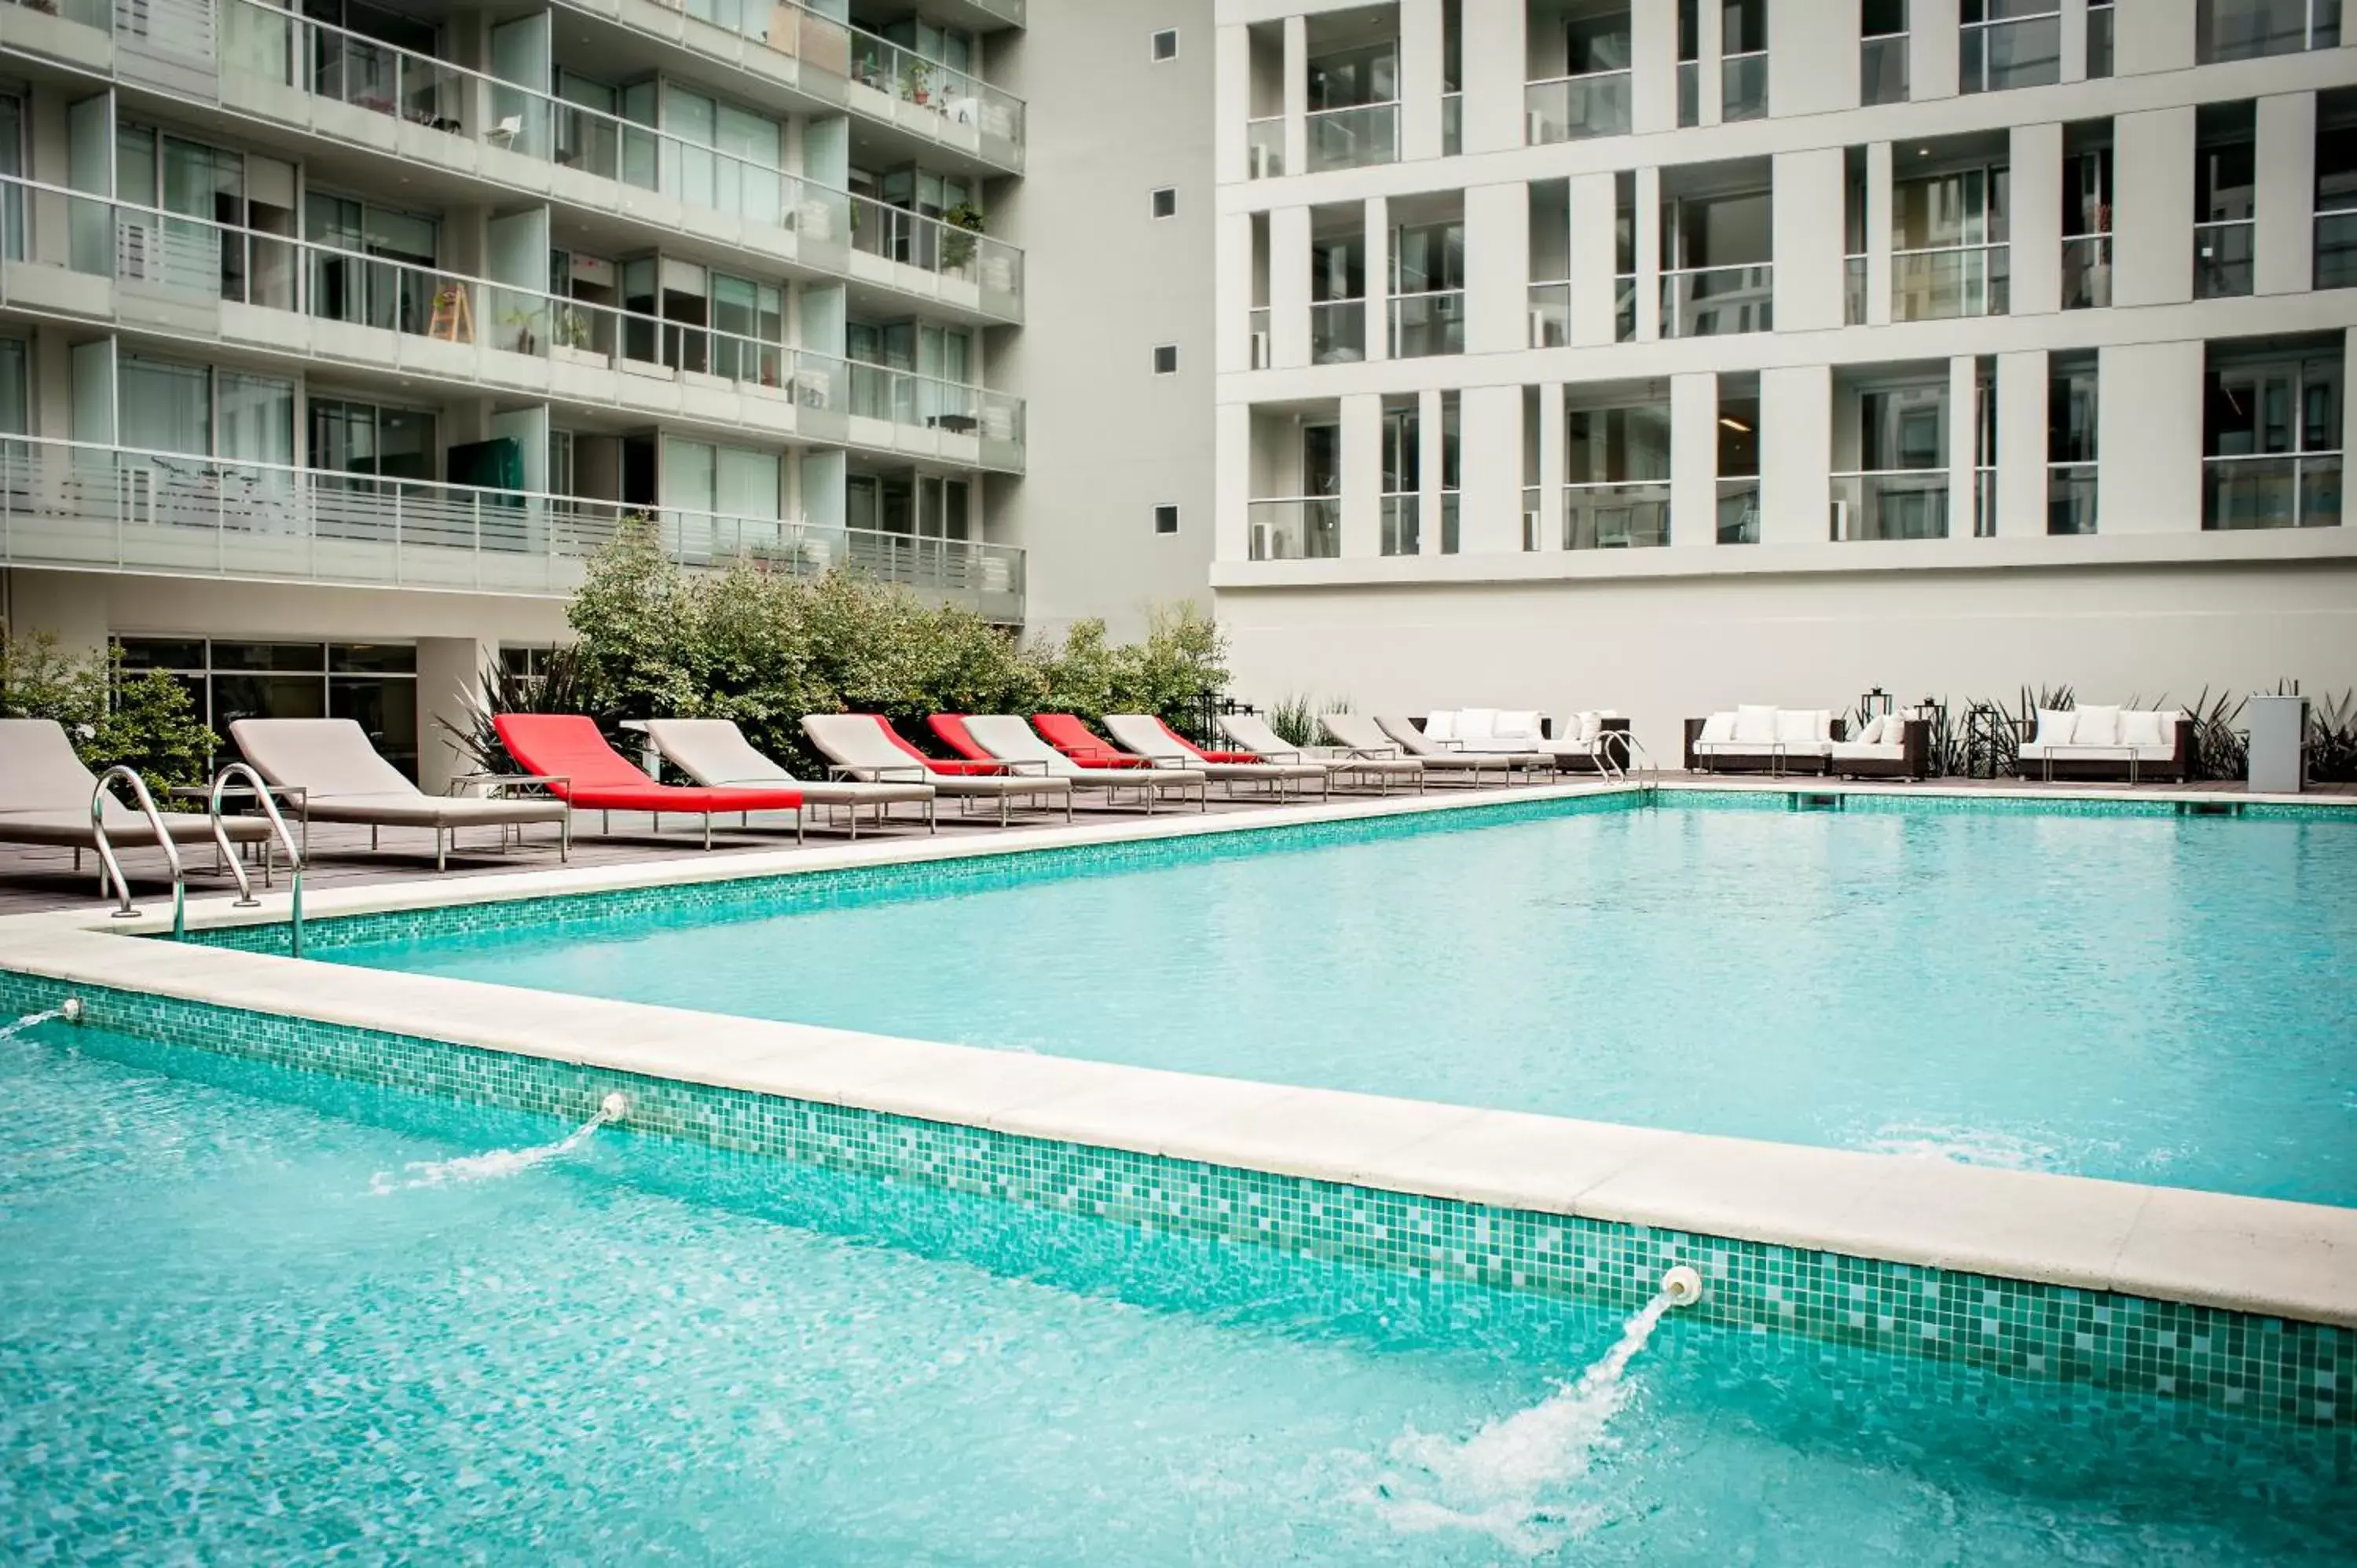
0 434 1025 620
1388 291 1464 357
1523 71 1631 145
1247 117 1286 180
1721 51 1768 121
1563 482 1670 549
2319 210 2357 288
1380 493 1418 555
1717 478 1761 543
1892 244 2010 321
0 175 1025 471
2203 452 2344 529
847 192 1023 310
1529 281 1570 347
1831 471 1949 540
2048 462 2098 534
1248 307 1272 368
1442 93 1463 156
1310 299 1366 364
2194 219 2256 299
1305 103 1399 172
1861 33 1909 104
2062 235 2112 308
1961 5 2062 92
1659 265 1773 339
1247 496 1341 559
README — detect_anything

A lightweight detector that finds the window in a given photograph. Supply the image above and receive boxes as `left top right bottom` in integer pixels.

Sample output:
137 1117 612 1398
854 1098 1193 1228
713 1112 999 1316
1861 0 1909 106
117 638 422 779
1676 0 1699 127
2203 335 2343 529
0 93 23 264
0 338 24 437
2048 354 2099 535
1523 0 1632 145
1960 1 2060 94
1310 218 1368 363
2194 102 2256 301
1660 184 1773 338
310 397 436 482
2087 0 2115 76
1389 219 1465 357
1561 401 1671 548
1153 503 1179 534
2062 122 2113 310
1835 378 1951 540
2195 0 2339 63
1721 0 1768 123
1717 388 1761 544
1150 27 1178 61
2319 90 2357 288
1439 392 1462 553
1152 344 1179 375
1150 186 1177 219
1380 400 1419 555
1892 151 2010 321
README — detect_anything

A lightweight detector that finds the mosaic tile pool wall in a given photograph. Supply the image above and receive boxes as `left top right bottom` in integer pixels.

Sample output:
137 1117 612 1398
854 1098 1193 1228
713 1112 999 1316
0 967 2343 1431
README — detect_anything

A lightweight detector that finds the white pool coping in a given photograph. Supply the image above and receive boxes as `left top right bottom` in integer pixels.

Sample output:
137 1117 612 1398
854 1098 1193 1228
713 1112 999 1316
1 779 2349 1328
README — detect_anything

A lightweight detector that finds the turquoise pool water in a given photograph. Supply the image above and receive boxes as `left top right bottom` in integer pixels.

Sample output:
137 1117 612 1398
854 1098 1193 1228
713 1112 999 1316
2 1015 2347 1563
330 802 2357 1207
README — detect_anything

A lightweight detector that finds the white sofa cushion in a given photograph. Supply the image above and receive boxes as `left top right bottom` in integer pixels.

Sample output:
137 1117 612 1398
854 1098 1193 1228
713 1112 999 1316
2073 705 2122 746
1732 705 1778 744
1572 709 1602 743
1424 709 1459 742
1497 709 1541 741
1457 708 1497 742
1698 712 1736 744
1857 715 1886 745
2130 743 2177 762
1774 708 1831 744
2119 709 2168 749
2033 709 2076 747
1831 741 1904 760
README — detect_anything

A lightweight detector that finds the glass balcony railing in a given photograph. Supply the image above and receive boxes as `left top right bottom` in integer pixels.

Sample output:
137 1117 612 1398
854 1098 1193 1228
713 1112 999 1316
1305 102 1399 171
847 192 1022 304
2318 210 2357 288
1892 245 2010 321
1660 264 1773 338
1310 299 1367 364
1523 71 1631 144
2194 219 2256 299
2202 452 2344 529
1 174 1025 466
1974 465 1998 537
1528 282 1571 347
1442 93 1463 156
838 23 1025 148
1439 491 1460 553
1721 50 1768 121
1563 482 1670 549
1831 471 1949 540
1962 12 2063 92
1248 306 1272 368
1677 60 1699 126
2062 234 2113 308
1522 485 1542 551
207 0 1021 314
0 433 1024 617
1614 273 1637 341
1246 115 1286 179
1380 493 1419 555
1717 478 1761 543
1861 35 1909 104
1845 255 1867 324
2048 463 2099 534
1247 496 1341 559
1388 291 1464 358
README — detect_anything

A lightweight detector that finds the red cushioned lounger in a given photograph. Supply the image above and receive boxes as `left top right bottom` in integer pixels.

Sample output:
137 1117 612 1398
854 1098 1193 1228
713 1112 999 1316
927 713 1014 768
1135 715 1263 766
493 713 805 848
860 714 1023 777
1029 713 1149 768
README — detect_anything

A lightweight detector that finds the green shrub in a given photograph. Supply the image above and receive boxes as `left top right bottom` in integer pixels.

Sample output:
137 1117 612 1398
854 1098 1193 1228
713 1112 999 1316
1 633 218 797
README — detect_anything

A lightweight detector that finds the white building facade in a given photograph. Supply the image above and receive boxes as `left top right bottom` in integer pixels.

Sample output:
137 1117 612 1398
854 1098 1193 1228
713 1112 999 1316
1211 0 2357 747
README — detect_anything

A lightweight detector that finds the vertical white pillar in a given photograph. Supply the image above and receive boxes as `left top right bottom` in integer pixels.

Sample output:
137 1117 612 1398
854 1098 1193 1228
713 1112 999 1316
1996 350 2047 538
1537 382 1565 551
1418 387 1445 555
1270 206 1311 368
1867 141 1894 325
2096 341 2204 533
1460 0 1526 153
2117 0 2196 73
1364 195 1391 364
2113 107 2196 306
1215 24 1252 184
2345 331 2357 470
1400 0 1445 162
1696 0 1723 127
1216 211 1254 373
2010 121 2064 315
1341 392 1383 557
2256 92 2318 297
1773 148 1846 332
1283 15 1308 178
2059 0 2089 82
1568 171 1619 346
1670 372 1718 550
1464 182 1529 354
1913 0 1960 100
1630 0 1677 135
1634 164 1662 342
1457 384 1523 554
1759 365 1831 545
1947 356 1978 542
1767 0 1857 116
1216 401 1252 562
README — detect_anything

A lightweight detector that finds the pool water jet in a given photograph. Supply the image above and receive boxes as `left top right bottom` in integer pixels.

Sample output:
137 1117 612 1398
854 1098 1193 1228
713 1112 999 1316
370 1090 629 1194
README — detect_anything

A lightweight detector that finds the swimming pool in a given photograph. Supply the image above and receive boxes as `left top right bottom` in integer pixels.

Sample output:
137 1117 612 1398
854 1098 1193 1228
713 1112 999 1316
2 1011 2347 1564
319 794 2357 1207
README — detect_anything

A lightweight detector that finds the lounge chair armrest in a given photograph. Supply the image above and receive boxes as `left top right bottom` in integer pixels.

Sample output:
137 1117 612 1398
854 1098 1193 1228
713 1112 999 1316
449 771 568 798
1346 746 1402 760
999 758 1052 776
829 764 929 782
171 782 307 815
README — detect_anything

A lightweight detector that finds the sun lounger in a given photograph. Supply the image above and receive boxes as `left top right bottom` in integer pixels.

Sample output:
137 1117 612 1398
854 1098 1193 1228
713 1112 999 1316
0 719 273 887
946 714 1210 812
643 718 935 837
1318 713 1519 786
229 718 570 871
493 714 804 848
1031 713 1152 768
801 713 1072 826
1547 710 1637 777
1372 715 1552 784
1101 713 1329 799
1217 713 1425 794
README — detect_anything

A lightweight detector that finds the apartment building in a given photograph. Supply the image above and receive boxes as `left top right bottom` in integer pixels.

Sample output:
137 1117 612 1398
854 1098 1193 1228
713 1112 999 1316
0 0 1213 785
1211 0 2357 740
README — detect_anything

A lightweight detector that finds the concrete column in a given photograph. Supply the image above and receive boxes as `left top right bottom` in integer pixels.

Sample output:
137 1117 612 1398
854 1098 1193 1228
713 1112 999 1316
1457 383 1522 554
1867 141 1894 325
1270 206 1311 368
1759 365 1831 545
1947 356 1979 541
1341 393 1382 556
1464 181 1528 355
1401 0 1445 162
1216 211 1254 374
1996 350 2048 538
2256 93 2319 297
1567 171 1619 346
1696 0 1723 128
1282 15 1308 178
2345 332 2357 469
1670 372 1717 550
1773 148 1846 332
1216 401 1252 563
1461 0 1525 153
1912 0 1960 100
1364 196 1391 364
1634 163 1662 342
1537 382 1565 551
1418 387 1445 555
2113 107 2194 306
2010 121 2064 315
2059 0 2088 81
1630 0 1677 135
2097 340 2204 533
2117 0 2195 73
1769 0 1858 116
1215 24 1251 184
414 637 490 797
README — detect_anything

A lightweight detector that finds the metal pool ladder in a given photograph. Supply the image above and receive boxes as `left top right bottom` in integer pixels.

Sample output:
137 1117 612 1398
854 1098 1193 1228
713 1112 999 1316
209 763 306 958
90 765 185 939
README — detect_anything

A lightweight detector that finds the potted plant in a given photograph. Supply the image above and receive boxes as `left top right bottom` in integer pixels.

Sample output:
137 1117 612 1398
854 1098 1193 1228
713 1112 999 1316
940 200 984 273
903 58 933 106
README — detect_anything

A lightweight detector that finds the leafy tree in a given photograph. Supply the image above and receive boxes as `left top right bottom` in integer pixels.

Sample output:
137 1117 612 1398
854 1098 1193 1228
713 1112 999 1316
1 633 218 796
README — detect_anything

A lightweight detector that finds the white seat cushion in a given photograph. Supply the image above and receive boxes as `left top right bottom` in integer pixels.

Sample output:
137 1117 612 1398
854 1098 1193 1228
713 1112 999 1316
2119 710 2168 748
1732 705 1779 745
2130 742 2177 762
1496 709 1541 742
1774 708 1831 744
1831 742 1904 760
1572 710 1602 743
2072 705 2122 746
1698 712 1736 744
1424 710 1459 743
2033 709 2076 748
1454 708 1497 742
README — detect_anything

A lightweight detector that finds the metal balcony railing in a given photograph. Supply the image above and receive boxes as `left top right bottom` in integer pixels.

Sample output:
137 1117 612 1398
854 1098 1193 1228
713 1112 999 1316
0 434 1025 619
